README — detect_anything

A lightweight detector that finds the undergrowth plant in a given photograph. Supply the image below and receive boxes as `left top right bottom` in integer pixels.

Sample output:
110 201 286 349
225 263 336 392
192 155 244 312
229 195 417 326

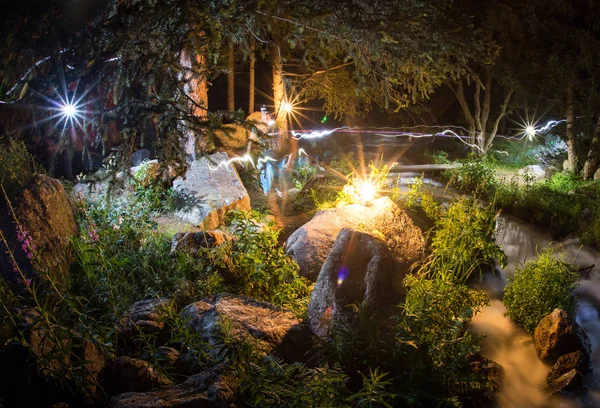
397 275 492 401
408 179 506 283
226 210 312 316
503 247 578 333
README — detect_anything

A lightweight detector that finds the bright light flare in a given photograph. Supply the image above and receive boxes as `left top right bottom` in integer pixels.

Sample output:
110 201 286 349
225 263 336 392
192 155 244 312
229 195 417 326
61 103 77 119
343 177 380 206
281 101 293 114
525 125 536 140
356 179 377 205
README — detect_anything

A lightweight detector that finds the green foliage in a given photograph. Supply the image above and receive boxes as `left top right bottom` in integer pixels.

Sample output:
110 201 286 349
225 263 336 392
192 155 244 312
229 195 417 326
444 156 498 196
0 137 41 200
226 210 312 316
503 247 579 334
130 160 176 212
398 276 491 398
417 196 506 283
292 161 317 190
347 368 396 408
485 139 540 170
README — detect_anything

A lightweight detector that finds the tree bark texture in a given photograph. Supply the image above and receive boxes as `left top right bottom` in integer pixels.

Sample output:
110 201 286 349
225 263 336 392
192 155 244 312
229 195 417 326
248 39 255 114
583 116 600 180
227 41 235 111
566 81 577 172
272 44 288 152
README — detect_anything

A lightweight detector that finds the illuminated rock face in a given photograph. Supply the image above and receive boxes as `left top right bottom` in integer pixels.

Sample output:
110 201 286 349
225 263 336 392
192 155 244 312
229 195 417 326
173 152 250 229
285 196 424 281
307 228 409 338
12 175 79 284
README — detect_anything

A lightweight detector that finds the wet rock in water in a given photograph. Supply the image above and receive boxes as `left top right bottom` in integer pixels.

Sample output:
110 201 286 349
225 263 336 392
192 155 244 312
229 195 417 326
547 350 590 384
307 228 409 338
547 369 586 395
104 356 172 396
173 152 250 229
181 294 314 362
286 196 424 281
170 230 231 256
533 309 592 370
109 364 236 408
118 298 173 347
12 175 78 284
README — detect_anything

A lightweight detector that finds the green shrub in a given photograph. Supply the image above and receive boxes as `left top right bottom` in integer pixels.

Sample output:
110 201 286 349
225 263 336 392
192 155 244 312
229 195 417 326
418 197 506 283
503 247 578 334
397 276 491 399
226 210 312 316
443 156 497 196
292 161 317 190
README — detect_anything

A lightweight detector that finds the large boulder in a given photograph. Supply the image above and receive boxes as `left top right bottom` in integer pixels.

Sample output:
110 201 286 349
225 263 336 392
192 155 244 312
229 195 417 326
110 364 236 408
533 309 592 370
173 153 250 229
104 356 172 396
13 175 79 283
181 294 315 362
547 350 590 383
285 196 424 281
307 228 409 338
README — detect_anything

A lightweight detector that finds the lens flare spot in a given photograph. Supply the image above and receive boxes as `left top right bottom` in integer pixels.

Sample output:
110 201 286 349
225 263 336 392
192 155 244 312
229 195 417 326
337 265 349 288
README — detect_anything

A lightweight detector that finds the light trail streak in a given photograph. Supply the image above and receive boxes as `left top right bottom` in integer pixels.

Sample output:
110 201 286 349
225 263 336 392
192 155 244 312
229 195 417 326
207 153 278 171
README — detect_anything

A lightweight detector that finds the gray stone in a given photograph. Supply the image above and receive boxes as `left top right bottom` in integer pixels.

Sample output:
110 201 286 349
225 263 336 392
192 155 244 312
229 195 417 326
547 369 586 395
181 294 314 362
594 167 600 181
109 364 235 408
547 351 590 384
118 298 173 346
307 228 409 338
170 230 231 256
173 153 250 229
285 196 424 281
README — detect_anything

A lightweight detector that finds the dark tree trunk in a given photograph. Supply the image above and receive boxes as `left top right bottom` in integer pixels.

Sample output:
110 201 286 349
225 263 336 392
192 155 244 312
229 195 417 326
566 81 577 172
227 42 235 112
248 39 255 114
583 116 600 180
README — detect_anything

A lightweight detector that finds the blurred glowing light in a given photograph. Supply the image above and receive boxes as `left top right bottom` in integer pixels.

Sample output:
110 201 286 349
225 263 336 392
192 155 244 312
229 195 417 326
337 265 349 287
356 179 377 205
525 125 536 140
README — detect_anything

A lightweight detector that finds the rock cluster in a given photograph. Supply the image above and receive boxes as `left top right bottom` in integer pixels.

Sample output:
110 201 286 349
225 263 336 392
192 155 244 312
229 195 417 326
533 308 593 395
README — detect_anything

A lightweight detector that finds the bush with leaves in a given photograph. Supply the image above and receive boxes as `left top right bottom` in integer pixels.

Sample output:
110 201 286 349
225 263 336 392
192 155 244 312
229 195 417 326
397 275 492 401
503 247 578 334
416 196 506 283
226 210 312 316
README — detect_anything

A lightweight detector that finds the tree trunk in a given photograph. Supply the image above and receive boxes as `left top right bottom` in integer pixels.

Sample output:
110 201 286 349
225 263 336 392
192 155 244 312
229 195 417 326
248 39 255 114
583 116 600 180
179 46 209 159
566 81 577 172
227 41 235 112
272 44 287 151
